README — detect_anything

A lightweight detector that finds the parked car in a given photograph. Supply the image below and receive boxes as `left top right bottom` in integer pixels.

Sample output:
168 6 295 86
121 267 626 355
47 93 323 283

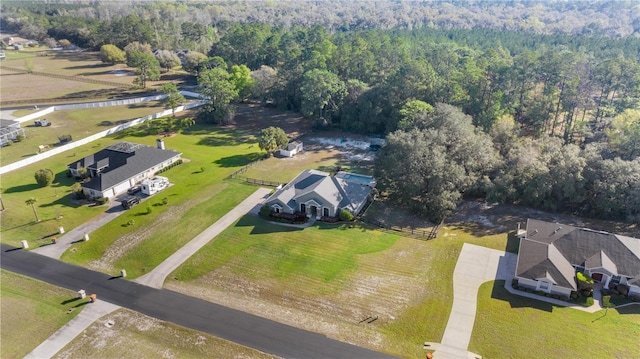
34 119 51 126
127 185 141 195
121 196 140 209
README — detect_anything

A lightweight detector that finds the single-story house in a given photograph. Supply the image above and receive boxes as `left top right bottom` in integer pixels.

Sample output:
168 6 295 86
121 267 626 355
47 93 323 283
515 219 640 298
0 119 26 146
67 140 181 199
278 141 303 158
263 169 376 219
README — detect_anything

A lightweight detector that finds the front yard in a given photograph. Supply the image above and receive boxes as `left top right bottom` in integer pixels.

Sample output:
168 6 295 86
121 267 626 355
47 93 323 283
0 270 82 359
470 280 640 358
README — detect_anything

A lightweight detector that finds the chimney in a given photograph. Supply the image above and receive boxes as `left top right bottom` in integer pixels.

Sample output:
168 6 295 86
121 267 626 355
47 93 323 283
156 138 165 150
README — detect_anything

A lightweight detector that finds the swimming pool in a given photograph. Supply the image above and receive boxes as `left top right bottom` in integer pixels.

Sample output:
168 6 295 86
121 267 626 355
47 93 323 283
340 173 374 184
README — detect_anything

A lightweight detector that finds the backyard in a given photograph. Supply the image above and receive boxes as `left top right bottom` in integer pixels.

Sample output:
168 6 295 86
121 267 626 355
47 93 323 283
1 101 168 165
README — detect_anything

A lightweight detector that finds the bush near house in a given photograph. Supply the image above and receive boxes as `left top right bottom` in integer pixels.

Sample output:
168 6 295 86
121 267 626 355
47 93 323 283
576 271 594 290
34 168 54 187
259 204 271 217
339 209 354 221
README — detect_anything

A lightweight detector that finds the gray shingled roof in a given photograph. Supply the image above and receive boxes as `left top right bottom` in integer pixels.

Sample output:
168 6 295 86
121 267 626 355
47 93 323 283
68 142 181 192
264 169 375 215
516 219 640 290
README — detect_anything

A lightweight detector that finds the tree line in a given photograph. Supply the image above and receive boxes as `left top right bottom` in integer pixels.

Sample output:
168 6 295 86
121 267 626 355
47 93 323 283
2 1 638 223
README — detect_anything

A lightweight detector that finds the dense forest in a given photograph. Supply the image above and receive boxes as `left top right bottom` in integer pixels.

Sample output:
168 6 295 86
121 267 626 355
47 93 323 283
2 1 639 223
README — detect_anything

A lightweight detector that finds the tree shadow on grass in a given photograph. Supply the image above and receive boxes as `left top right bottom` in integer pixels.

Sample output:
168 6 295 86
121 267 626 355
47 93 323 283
197 131 255 147
491 280 554 312
214 153 265 167
4 183 39 193
40 194 83 209
235 215 303 235
61 297 81 305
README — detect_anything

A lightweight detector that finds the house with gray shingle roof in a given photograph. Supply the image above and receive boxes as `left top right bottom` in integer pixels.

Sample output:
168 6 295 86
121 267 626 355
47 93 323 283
263 169 376 219
67 140 181 199
515 219 640 298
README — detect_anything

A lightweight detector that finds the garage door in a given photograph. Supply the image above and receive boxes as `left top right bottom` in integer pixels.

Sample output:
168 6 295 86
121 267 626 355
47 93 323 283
112 181 131 197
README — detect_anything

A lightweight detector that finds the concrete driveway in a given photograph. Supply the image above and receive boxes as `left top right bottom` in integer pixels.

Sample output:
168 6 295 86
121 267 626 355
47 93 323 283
434 243 517 359
135 187 272 288
33 194 130 259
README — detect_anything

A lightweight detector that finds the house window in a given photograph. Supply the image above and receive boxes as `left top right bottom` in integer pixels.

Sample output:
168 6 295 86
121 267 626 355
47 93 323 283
539 281 550 292
612 275 621 285
323 208 329 217
300 203 306 213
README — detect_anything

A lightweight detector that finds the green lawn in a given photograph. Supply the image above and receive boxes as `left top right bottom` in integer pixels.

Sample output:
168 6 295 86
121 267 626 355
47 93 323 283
469 280 640 358
1 102 167 165
0 270 83 359
173 215 398 286
1 122 262 250
58 124 265 276
170 216 510 358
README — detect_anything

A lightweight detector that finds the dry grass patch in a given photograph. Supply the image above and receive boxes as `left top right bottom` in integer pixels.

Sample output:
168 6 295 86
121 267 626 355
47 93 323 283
53 308 279 359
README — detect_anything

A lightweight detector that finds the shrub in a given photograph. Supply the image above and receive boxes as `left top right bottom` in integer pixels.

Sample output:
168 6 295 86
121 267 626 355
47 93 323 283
585 297 594 306
616 284 629 296
602 295 612 308
339 209 354 221
34 168 54 187
576 271 594 289
95 197 109 205
259 205 272 217
511 278 519 288
570 292 578 299
162 197 168 205
16 134 25 142
146 206 153 215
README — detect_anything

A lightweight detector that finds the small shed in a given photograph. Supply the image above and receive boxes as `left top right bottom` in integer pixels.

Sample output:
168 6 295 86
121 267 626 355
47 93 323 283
279 141 303 158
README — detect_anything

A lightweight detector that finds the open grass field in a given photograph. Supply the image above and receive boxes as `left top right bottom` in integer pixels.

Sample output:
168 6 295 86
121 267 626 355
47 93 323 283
165 214 509 358
53 308 277 359
1 101 167 165
469 280 640 358
0 270 82 359
0 49 188 104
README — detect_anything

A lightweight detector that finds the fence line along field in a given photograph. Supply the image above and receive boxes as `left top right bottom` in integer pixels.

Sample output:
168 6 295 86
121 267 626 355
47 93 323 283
0 101 167 166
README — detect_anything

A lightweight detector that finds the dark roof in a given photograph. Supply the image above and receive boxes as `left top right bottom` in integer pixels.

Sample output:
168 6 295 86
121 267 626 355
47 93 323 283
516 219 640 289
68 142 180 192
0 119 20 128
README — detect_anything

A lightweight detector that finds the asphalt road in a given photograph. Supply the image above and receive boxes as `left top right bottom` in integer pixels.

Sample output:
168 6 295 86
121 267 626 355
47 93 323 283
1 244 396 359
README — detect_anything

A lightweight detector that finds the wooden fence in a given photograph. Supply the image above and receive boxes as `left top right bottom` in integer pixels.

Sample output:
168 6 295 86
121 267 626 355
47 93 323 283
2 66 134 88
360 217 444 240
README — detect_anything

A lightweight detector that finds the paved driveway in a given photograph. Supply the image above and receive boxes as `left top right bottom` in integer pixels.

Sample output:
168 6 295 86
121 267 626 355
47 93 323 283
135 188 271 288
434 243 517 359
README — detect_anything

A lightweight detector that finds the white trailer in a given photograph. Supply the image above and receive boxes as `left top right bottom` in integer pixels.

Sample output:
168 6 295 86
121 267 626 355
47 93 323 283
141 176 169 195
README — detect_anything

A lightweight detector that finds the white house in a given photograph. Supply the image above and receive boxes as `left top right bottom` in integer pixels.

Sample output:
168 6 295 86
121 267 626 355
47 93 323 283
67 140 180 199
